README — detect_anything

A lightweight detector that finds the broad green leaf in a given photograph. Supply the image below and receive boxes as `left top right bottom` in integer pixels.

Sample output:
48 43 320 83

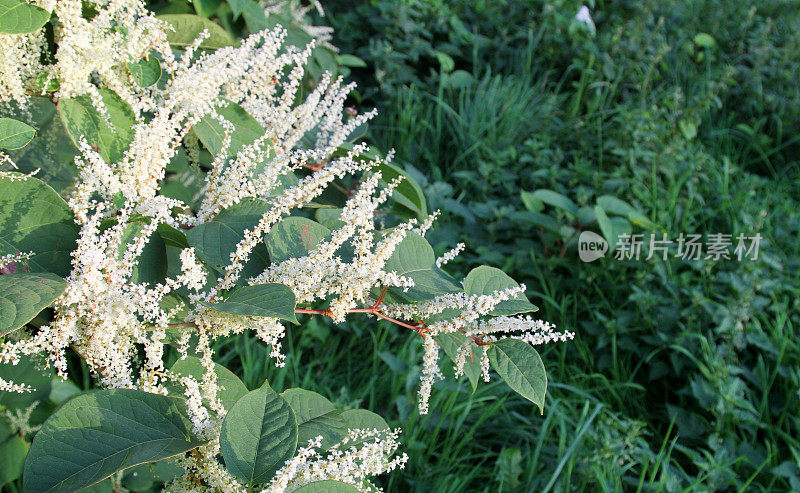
384 232 461 303
519 190 544 212
596 195 658 229
594 205 631 252
58 88 136 164
0 173 79 276
48 378 80 405
194 100 265 157
192 0 222 17
693 33 716 48
337 54 367 68
199 283 298 324
121 464 157 491
315 208 345 229
0 117 35 149
23 389 206 493
227 0 251 17
0 354 52 410
488 339 547 412
340 409 388 431
373 161 427 219
157 14 235 50
118 220 167 285
240 0 268 32
220 381 298 485
265 217 330 264
294 481 360 492
531 189 578 218
5 97 78 193
185 198 271 279
434 332 480 393
169 356 248 411
281 388 346 450
0 435 28 487
510 211 563 235
0 273 67 336
0 0 50 34
339 409 390 450
127 55 162 87
463 266 537 316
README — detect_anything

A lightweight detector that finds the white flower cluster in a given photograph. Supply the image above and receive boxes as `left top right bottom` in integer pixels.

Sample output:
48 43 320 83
0 376 32 394
382 287 574 412
265 429 408 492
0 1 572 489
0 0 172 109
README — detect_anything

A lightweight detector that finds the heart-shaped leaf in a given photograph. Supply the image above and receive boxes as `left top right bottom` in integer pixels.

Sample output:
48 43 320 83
23 389 206 493
281 388 346 450
199 283 298 324
488 339 547 412
0 0 50 34
0 117 36 150
463 266 537 316
0 273 66 336
220 381 298 485
0 173 79 276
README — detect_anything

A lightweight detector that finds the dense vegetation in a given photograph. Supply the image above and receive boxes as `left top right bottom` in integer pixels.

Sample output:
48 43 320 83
1 0 798 491
311 0 800 490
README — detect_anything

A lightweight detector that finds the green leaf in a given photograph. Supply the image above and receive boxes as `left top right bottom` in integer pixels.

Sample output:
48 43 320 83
339 409 390 450
127 55 162 87
192 0 222 17
596 195 657 229
121 464 157 491
340 409 388 431
0 117 36 150
118 220 167 285
169 356 248 411
199 283 298 324
0 0 50 34
23 389 206 493
0 273 67 336
227 0 251 18
0 173 79 276
0 354 52 410
4 97 78 193
693 32 716 48
463 266 537 316
156 14 235 50
265 217 331 264
240 0 268 32
373 161 427 219
220 381 298 485
0 435 28 487
488 339 547 412
58 88 136 164
594 205 632 252
294 481 360 492
281 388 346 450
48 378 80 405
185 198 271 279
337 54 366 68
434 332 480 393
531 189 578 218
384 232 461 303
194 100 266 157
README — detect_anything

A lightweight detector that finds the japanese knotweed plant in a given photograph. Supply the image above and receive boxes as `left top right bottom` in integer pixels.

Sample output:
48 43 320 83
0 1 573 491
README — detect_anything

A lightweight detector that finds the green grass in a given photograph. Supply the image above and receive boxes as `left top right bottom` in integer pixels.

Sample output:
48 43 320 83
314 0 800 490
